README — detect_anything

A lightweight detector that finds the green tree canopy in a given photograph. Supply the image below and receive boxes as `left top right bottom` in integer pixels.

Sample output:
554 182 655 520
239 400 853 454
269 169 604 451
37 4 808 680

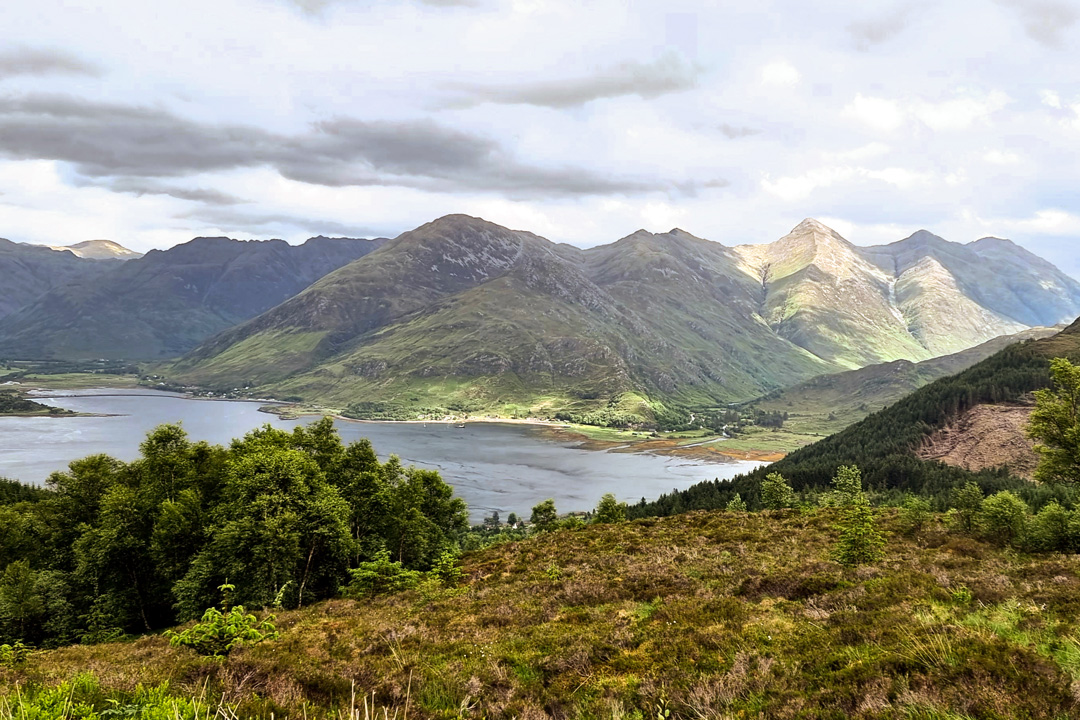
1028 357 1080 484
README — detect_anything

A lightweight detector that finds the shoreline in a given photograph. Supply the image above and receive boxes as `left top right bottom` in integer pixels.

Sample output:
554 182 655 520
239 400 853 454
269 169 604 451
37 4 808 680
262 403 782 464
14 379 784 465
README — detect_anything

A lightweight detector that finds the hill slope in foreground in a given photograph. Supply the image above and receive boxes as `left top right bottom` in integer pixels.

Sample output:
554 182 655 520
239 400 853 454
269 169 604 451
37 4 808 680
5 511 1080 719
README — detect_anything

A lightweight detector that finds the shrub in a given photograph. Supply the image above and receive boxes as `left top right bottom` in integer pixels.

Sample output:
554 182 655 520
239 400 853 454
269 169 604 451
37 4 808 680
530 499 558 532
898 494 932 535
345 550 422 597
429 549 463 588
978 491 1029 546
952 481 984 533
0 640 30 668
593 493 627 524
725 493 747 512
831 465 864 506
833 500 886 567
760 472 796 510
164 583 278 657
1025 500 1076 552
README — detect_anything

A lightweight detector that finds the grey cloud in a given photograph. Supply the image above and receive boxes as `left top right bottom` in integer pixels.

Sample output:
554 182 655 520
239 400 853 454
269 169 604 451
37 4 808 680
997 0 1078 45
0 95 663 198
178 205 382 237
719 123 760 139
847 6 915 50
446 52 698 109
0 49 99 79
105 180 246 205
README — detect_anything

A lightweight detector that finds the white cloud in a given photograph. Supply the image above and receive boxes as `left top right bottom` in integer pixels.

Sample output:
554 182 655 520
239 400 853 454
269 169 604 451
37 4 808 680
912 91 1011 131
761 167 856 202
843 94 904 132
0 0 1077 276
760 60 800 87
1041 89 1063 108
983 149 1021 164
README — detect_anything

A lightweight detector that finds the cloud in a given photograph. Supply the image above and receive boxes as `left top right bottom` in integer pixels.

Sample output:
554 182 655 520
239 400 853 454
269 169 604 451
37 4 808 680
105 179 246 205
177 205 383 237
285 0 477 14
0 95 662 198
446 52 699 108
847 6 915 50
843 94 905 132
760 60 800 87
997 0 1078 46
0 49 99 79
912 91 1011 130
719 123 760 139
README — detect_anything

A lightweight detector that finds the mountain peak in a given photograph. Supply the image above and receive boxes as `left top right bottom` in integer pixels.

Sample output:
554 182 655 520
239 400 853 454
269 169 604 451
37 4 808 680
970 236 1017 249
779 218 854 252
44 239 142 261
792 217 831 233
417 214 511 236
900 229 949 247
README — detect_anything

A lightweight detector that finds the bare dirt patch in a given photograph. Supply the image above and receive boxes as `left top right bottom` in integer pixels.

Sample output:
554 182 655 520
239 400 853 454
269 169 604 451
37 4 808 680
917 402 1038 479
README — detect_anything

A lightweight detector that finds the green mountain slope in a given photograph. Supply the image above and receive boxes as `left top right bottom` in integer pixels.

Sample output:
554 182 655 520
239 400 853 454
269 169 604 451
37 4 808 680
637 319 1080 517
0 235 385 360
166 215 1080 416
168 215 837 411
754 325 1062 436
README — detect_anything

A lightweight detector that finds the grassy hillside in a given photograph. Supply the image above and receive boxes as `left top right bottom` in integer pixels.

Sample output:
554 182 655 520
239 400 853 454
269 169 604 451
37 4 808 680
753 327 1061 437
637 320 1080 517
4 510 1080 719
168 216 836 419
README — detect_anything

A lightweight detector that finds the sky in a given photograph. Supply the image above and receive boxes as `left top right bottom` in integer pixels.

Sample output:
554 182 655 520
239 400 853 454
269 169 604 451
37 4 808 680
0 0 1079 275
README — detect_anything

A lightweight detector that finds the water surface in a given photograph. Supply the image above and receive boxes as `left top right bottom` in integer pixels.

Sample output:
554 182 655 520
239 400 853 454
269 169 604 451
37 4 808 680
0 389 763 520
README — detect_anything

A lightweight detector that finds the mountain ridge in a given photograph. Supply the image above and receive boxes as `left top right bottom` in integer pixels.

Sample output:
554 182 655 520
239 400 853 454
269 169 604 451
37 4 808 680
0 235 387 360
163 215 1080 418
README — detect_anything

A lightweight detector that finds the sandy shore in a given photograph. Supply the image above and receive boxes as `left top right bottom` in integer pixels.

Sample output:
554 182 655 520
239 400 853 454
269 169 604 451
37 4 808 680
263 404 783 464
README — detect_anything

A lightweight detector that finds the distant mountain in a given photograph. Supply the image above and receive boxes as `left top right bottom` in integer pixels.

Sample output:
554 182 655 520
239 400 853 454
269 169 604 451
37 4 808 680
170 216 833 410
45 239 143 261
735 221 1052 368
164 215 1080 416
0 235 385 360
0 238 114 322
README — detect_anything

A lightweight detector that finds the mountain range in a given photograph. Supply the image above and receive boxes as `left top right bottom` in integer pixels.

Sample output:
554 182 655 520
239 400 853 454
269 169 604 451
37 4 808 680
0 236 384 360
160 215 1080 415
0 239 122 323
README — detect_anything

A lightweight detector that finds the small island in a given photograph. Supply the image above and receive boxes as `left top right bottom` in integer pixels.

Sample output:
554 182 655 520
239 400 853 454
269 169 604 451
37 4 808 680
0 389 73 416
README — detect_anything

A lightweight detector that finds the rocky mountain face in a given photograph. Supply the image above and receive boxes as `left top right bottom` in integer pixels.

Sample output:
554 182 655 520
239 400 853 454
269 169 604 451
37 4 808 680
734 221 1044 368
173 215 833 408
0 239 115 322
0 235 385 360
45 239 143 261
166 215 1078 413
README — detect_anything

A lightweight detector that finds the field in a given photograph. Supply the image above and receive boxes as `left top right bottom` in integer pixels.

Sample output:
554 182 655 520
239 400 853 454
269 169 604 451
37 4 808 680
4 509 1080 719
